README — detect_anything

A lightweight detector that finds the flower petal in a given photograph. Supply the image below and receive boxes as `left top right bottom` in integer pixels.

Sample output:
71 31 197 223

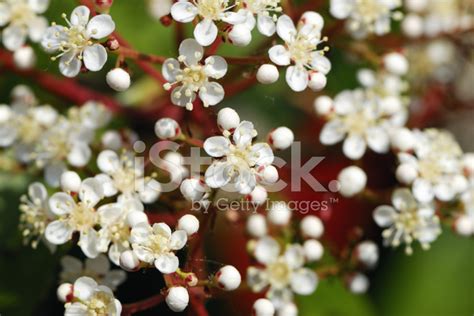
41 25 67 52
199 82 225 106
169 230 188 250
2 25 26 51
28 16 48 42
343 135 367 160
233 121 256 147
373 205 396 227
412 179 434 203
204 55 227 79
155 253 179 274
257 14 276 36
204 136 231 157
59 52 81 78
79 228 101 258
68 142 91 167
44 162 67 188
28 0 50 14
79 178 104 207
45 220 73 244
73 276 97 301
70 5 90 26
366 127 390 153
49 192 75 215
284 244 305 269
276 14 296 42
320 119 345 145
311 54 331 75
290 268 318 295
194 18 218 46
268 44 290 66
285 66 309 92
162 58 181 82
171 1 198 23
249 143 274 166
97 150 120 174
0 3 11 27
87 14 115 39
28 182 47 202
153 222 172 238
330 0 352 19
83 44 108 72
178 38 203 66
254 236 280 264
205 161 232 188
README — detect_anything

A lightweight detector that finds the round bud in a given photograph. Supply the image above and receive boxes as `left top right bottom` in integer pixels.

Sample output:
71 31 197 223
148 0 172 20
101 130 122 151
217 107 240 131
257 64 279 84
354 241 379 268
380 96 402 115
215 265 242 291
268 127 294 150
337 166 367 197
106 68 131 92
313 95 333 116
357 69 376 87
95 0 114 10
185 273 198 286
452 175 468 194
60 171 81 193
228 24 252 46
253 298 275 316
246 214 268 238
401 14 424 38
154 118 181 140
0 105 12 123
165 286 189 312
300 11 324 30
277 302 298 316
303 239 324 262
247 185 268 206
261 165 279 184
347 273 369 294
454 215 473 236
396 163 418 185
126 211 148 227
300 215 324 239
13 46 36 70
383 52 409 76
119 250 140 272
308 72 327 91
180 178 207 201
390 128 415 152
267 202 291 226
57 283 73 302
177 214 200 236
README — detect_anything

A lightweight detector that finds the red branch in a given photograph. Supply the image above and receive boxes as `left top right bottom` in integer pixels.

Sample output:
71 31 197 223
121 293 164 316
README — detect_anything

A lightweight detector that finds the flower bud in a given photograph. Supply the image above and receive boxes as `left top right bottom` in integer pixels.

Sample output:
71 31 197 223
185 272 198 286
228 24 252 47
148 0 172 20
94 0 113 10
383 52 409 76
390 128 415 152
299 11 324 30
357 69 376 87
101 130 123 151
303 239 324 262
337 166 367 197
402 14 424 38
177 214 200 236
0 105 12 122
217 107 240 132
396 163 418 185
454 215 473 236
277 302 297 316
166 286 189 312
106 68 131 92
180 178 207 201
260 165 279 184
154 118 181 140
60 171 81 193
126 211 148 227
267 202 291 226
300 215 324 238
405 0 428 12
215 265 242 291
257 64 279 84
268 127 294 150
313 95 333 116
57 283 73 302
380 96 402 115
247 185 268 206
347 273 369 294
246 214 267 238
308 72 327 91
120 250 140 271
13 46 36 70
253 298 275 316
354 240 379 268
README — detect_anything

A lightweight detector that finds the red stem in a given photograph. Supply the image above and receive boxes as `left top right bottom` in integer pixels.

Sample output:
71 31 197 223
121 293 164 315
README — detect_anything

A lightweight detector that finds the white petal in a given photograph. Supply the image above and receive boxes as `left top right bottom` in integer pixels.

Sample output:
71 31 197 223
130 223 151 244
79 178 104 207
204 136 231 157
412 179 434 203
221 9 248 24
204 56 227 79
0 3 11 26
28 16 48 42
68 142 91 167
95 174 117 197
0 125 17 147
28 0 50 14
98 203 123 225
97 150 120 174
3 25 26 51
171 86 196 107
233 168 256 195
169 230 188 250
254 236 280 264
320 120 346 145
59 52 81 78
205 162 232 188
366 127 390 154
73 276 97 301
70 5 90 26
290 268 318 295
162 58 181 82
45 220 73 244
194 19 218 46
311 54 332 75
29 182 47 202
249 143 274 166
79 229 101 258
199 82 225 106
268 45 290 66
233 121 255 147
153 222 172 238
434 182 456 202
257 14 276 36
155 253 179 274
139 179 161 204
171 1 198 23
284 244 305 269
343 135 367 160
392 188 417 210
44 162 67 188
41 25 67 52
276 14 296 42
178 38 203 66
373 205 396 227
87 14 115 39
49 192 75 215
83 44 108 72
285 66 309 92
85 254 110 275
330 0 352 19
65 303 88 316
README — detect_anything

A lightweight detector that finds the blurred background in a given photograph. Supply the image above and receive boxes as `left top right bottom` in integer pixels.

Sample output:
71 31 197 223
0 1 473 315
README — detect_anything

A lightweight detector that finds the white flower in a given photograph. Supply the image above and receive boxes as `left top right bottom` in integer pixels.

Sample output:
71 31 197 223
41 5 115 77
330 0 401 38
0 0 49 51
204 120 275 195
162 39 227 110
60 255 126 291
63 276 121 315
240 0 282 37
130 222 188 274
247 237 318 309
373 188 441 255
268 13 330 92
45 178 104 258
170 0 246 46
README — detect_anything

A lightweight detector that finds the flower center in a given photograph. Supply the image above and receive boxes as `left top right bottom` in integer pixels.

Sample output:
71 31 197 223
112 166 138 194
354 0 388 25
267 259 291 288
344 111 372 135
146 233 170 255
195 0 228 20
85 292 115 315
69 203 97 232
418 158 443 182
288 36 316 67
243 0 281 15
9 3 35 27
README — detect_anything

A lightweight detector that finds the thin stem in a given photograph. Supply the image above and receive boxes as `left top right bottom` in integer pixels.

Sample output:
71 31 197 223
121 293 165 315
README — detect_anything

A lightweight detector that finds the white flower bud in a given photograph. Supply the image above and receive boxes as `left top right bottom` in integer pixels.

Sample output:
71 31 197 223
452 175 468 194
380 96 402 115
390 128 415 152
300 11 324 29
101 130 123 151
383 52 409 76
177 214 200 236
148 0 172 20
215 265 241 291
303 239 324 262
308 72 327 91
357 69 376 87
277 302 298 316
126 211 148 227
402 14 424 38
405 0 428 12
57 283 73 302
60 171 81 193
355 241 379 268
180 178 207 201
396 163 418 185
228 24 252 46
257 64 279 84
268 127 294 150
246 214 267 238
247 185 268 206
106 68 131 92
267 202 291 226
253 298 275 316
155 118 181 140
337 166 367 197
454 215 473 236
13 46 36 70
261 165 279 184
348 273 369 294
119 250 140 272
166 286 189 312
217 107 240 131
300 215 324 239
313 95 333 116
